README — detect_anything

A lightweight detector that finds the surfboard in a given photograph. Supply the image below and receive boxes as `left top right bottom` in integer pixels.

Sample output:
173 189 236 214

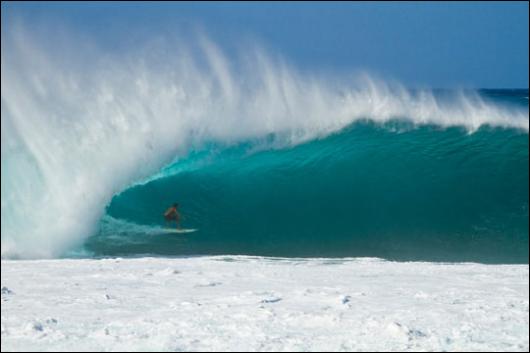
163 228 198 234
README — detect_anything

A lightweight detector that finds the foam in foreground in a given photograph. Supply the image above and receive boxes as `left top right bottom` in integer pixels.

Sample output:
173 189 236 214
1 256 528 352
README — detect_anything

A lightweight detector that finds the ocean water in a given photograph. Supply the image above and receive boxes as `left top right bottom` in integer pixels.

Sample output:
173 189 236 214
1 29 528 262
84 90 528 263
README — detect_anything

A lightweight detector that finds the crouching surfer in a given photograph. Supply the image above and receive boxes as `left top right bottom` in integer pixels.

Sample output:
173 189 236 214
164 203 181 229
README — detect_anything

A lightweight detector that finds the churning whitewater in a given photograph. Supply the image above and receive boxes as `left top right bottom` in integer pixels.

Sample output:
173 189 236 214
1 27 528 260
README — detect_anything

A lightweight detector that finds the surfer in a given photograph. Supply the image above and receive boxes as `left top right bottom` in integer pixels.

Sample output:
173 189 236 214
164 203 181 229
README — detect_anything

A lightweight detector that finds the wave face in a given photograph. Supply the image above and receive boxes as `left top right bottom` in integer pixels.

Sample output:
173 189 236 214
90 94 529 263
1 24 528 261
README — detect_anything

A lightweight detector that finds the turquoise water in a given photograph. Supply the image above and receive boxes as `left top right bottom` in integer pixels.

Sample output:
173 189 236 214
84 90 529 263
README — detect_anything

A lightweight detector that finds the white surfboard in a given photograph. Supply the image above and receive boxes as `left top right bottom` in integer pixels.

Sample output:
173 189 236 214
163 228 198 234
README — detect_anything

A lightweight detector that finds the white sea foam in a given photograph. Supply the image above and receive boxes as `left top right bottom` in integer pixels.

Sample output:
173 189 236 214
1 256 528 351
1 24 528 258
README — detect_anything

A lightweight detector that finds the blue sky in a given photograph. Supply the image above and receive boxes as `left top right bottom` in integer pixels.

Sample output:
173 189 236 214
2 1 529 88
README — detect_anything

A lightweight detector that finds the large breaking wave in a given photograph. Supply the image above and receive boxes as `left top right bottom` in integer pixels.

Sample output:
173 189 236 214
1 24 528 260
